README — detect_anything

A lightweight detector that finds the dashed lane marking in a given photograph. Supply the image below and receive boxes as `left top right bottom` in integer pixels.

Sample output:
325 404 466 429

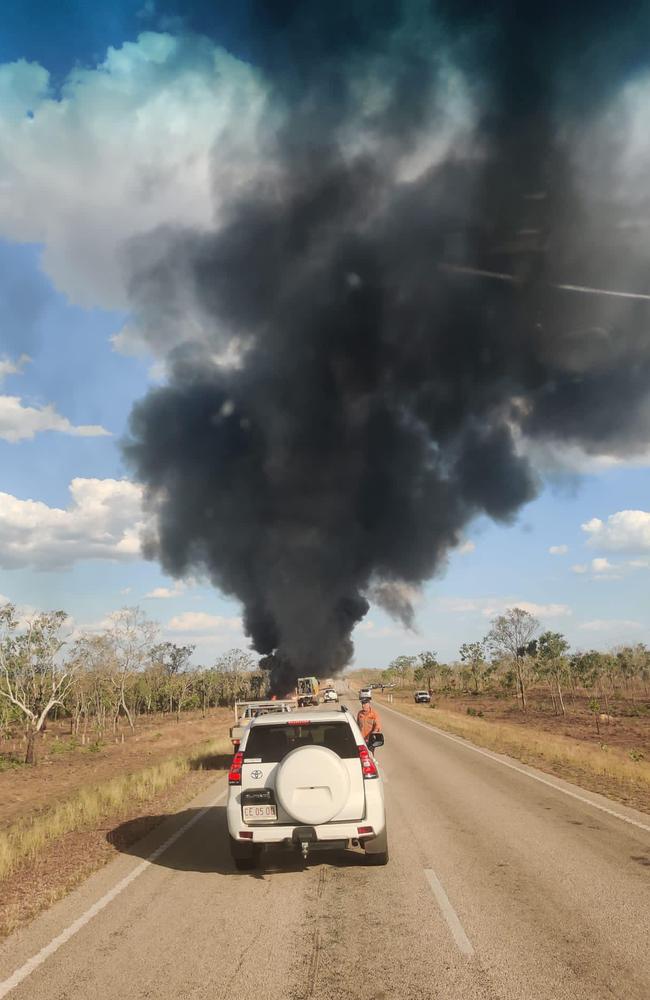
424 869 475 958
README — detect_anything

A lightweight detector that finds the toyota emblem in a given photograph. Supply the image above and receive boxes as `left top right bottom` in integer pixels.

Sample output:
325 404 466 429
250 769 263 779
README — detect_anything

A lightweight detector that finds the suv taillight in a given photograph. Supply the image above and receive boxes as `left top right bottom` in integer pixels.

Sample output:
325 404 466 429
358 744 378 779
228 751 244 785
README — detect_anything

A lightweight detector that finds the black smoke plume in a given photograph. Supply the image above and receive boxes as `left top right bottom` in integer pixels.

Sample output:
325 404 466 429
124 2 650 691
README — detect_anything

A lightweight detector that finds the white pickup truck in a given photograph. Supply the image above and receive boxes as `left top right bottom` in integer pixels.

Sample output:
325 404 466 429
229 700 296 748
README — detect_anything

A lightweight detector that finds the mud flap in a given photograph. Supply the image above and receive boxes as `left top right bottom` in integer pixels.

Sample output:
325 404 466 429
363 826 389 864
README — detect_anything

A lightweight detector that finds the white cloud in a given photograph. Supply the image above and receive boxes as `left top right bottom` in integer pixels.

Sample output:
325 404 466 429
0 478 147 569
438 597 571 619
457 540 476 555
578 619 644 633
0 354 30 382
166 611 242 634
358 620 376 632
145 581 186 599
0 356 108 441
572 555 642 579
549 544 568 555
591 557 614 574
438 596 493 615
355 618 412 639
0 394 109 442
70 614 116 639
514 601 572 618
0 35 271 316
582 510 650 552
514 431 650 474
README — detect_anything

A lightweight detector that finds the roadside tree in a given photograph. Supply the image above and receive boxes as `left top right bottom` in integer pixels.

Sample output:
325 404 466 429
615 644 650 699
170 668 196 721
414 650 438 692
387 654 417 689
571 650 613 713
214 648 257 705
151 641 195 677
459 641 488 693
108 607 158 731
0 603 75 763
487 607 540 711
151 641 196 717
537 631 570 715
68 632 118 737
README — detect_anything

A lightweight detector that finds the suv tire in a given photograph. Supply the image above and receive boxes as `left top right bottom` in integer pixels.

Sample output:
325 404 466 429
365 845 389 866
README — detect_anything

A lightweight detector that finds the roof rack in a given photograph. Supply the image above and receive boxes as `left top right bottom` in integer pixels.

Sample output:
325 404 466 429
234 699 296 708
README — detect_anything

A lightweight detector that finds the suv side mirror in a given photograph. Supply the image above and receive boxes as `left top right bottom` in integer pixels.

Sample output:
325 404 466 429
368 732 384 750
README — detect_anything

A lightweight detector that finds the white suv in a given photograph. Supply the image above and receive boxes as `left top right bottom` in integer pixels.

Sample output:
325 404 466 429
227 708 388 869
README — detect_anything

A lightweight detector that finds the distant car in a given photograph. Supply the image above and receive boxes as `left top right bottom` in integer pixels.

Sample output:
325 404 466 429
414 690 431 703
359 687 372 700
323 688 339 703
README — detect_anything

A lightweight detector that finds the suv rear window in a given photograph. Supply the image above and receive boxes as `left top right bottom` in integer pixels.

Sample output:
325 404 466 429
244 721 359 762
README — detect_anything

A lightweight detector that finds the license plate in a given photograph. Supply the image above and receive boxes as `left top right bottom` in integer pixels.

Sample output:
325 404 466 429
242 804 277 822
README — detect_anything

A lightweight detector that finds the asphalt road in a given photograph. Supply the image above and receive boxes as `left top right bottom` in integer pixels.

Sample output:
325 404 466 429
1 697 649 1000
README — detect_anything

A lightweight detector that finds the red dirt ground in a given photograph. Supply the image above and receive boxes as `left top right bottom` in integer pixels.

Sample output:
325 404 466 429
0 709 232 832
383 689 650 756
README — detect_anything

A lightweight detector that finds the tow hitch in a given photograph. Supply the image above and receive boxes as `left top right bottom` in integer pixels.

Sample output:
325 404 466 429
292 826 317 861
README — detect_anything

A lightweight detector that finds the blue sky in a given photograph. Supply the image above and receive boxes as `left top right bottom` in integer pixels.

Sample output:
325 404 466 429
0 2 648 668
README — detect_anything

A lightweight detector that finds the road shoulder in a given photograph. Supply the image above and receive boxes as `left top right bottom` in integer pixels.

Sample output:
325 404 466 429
0 774 227 994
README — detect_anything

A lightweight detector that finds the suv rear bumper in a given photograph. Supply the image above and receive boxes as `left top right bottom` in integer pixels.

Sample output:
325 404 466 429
227 784 386 848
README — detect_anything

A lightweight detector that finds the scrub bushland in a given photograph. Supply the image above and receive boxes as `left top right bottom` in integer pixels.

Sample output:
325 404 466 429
379 697 650 814
0 734 231 883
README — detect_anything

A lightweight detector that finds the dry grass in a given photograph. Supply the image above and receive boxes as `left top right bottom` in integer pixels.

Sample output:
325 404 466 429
379 699 650 808
0 736 231 882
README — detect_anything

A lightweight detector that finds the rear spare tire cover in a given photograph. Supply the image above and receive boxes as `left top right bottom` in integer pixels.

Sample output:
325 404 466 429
275 746 350 825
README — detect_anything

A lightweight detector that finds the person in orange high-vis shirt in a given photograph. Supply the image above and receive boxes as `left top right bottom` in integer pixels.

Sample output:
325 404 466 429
357 697 382 744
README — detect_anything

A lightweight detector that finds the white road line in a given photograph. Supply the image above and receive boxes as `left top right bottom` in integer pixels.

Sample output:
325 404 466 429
424 869 475 958
381 704 650 835
0 786 227 1000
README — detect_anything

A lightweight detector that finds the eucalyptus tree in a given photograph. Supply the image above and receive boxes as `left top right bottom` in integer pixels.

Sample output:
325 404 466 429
107 607 159 731
487 608 540 711
459 640 488 693
0 603 75 763
537 631 570 715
